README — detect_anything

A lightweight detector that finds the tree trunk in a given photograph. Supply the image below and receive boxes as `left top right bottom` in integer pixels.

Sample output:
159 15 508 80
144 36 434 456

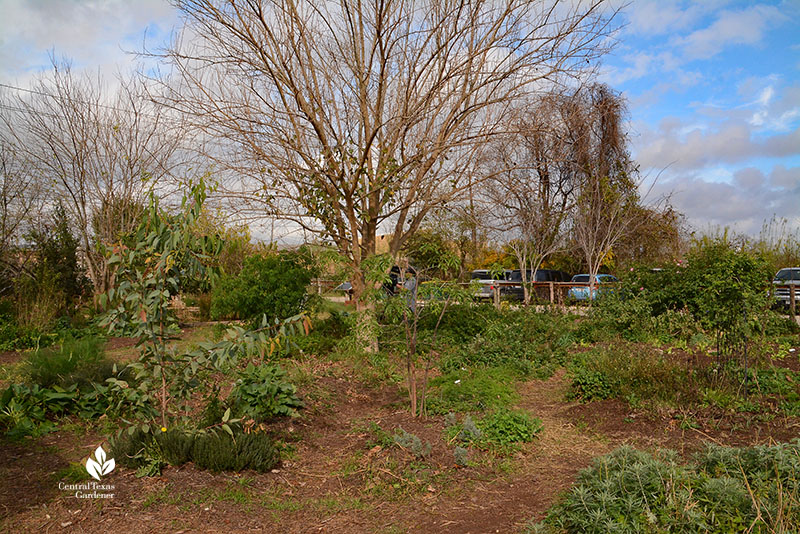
350 268 379 353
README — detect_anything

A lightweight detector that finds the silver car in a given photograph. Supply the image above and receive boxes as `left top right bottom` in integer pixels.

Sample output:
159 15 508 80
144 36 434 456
470 269 510 300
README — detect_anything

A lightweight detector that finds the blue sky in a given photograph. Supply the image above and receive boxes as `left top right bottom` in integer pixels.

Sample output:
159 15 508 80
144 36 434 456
601 0 800 236
1 0 798 237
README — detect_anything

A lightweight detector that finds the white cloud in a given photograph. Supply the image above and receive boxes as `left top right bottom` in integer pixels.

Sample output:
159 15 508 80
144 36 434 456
652 165 800 235
677 5 786 60
0 0 177 82
633 82 800 170
621 0 715 36
636 120 799 170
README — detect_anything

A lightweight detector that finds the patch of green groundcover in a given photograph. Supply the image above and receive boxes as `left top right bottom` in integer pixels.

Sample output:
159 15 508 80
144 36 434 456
111 427 280 474
529 441 800 534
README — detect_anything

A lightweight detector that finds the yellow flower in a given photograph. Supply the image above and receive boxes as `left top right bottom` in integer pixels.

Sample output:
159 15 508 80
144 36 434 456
161 427 167 432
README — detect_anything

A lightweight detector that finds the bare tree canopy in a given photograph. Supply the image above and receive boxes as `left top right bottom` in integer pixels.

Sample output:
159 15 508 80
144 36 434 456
485 91 583 302
156 0 618 303
0 60 188 298
569 83 642 293
0 137 43 290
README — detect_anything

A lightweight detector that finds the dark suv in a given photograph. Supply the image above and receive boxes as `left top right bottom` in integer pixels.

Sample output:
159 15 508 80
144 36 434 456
773 268 800 309
504 269 571 301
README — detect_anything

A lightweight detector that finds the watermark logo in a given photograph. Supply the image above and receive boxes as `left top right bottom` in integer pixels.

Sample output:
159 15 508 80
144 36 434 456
85 446 115 481
59 446 117 499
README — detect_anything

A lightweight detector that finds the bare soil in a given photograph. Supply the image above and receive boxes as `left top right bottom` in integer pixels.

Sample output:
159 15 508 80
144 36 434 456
3 351 799 534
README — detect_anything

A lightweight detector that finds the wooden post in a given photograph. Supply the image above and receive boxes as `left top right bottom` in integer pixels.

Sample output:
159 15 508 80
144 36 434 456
493 285 500 309
791 285 796 317
549 281 554 304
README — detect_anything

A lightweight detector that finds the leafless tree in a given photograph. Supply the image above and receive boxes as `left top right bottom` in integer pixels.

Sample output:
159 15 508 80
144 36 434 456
154 0 618 309
0 136 44 293
569 84 641 297
485 93 581 303
0 59 188 300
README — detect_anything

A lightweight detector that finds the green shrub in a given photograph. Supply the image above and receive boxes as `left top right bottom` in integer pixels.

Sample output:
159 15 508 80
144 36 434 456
534 442 800 534
0 314 52 351
438 310 571 380
110 428 150 468
567 345 691 407
155 428 195 466
24 335 112 389
446 410 541 452
291 311 350 356
192 431 280 472
112 427 280 473
416 302 499 343
211 252 316 325
592 241 773 345
567 367 616 402
426 365 518 414
477 409 542 448
229 363 303 421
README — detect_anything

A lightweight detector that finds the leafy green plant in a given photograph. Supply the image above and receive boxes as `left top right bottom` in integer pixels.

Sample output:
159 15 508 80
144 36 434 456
0 314 53 351
98 181 222 430
229 363 303 421
426 365 519 415
567 345 691 407
98 181 309 434
477 409 542 449
0 379 138 439
211 251 316 326
439 310 572 380
567 367 616 402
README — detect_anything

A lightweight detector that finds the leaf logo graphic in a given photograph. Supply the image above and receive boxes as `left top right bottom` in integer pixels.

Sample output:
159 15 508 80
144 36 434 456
86 446 115 481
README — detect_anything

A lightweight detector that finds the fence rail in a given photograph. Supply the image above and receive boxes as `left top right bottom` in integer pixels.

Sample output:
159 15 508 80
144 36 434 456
313 278 613 307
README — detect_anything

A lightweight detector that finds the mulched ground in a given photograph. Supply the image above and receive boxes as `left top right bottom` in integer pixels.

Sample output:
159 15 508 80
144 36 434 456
3 354 799 534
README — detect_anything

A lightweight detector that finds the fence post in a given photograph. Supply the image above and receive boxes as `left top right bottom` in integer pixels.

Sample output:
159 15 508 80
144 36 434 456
791 285 796 317
549 282 554 304
493 285 500 309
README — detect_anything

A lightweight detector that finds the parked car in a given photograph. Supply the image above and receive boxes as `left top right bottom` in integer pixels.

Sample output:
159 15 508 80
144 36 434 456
470 269 510 300
567 274 618 301
504 269 572 300
773 268 800 309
